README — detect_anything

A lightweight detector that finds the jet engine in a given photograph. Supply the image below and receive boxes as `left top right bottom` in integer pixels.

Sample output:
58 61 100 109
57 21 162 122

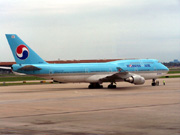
125 75 145 85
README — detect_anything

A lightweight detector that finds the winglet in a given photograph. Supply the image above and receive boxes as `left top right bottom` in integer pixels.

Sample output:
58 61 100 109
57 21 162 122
116 67 127 73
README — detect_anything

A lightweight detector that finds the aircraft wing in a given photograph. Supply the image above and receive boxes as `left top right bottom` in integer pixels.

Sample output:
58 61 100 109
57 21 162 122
0 66 11 70
0 66 26 75
86 67 131 83
98 67 145 85
86 73 116 82
99 68 130 83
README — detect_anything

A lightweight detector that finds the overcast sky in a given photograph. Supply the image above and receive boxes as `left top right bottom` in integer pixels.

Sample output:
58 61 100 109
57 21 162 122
0 0 180 62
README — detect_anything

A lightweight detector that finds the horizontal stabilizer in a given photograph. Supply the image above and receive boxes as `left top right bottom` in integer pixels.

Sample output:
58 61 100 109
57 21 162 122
18 65 41 71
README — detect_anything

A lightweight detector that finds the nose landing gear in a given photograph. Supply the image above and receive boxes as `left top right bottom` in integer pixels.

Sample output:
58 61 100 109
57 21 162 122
152 79 159 86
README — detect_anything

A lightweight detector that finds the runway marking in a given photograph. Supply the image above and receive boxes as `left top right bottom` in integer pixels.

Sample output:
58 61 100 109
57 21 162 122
0 102 179 119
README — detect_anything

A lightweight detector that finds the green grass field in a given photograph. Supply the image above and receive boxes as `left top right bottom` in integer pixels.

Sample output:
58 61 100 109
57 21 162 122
160 75 180 78
168 71 180 74
0 76 45 82
169 67 180 71
0 81 54 86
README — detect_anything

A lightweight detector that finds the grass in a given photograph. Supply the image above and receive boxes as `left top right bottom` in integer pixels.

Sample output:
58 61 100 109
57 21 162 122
169 68 180 71
168 71 180 74
0 75 53 86
0 82 54 86
160 75 180 78
167 68 180 74
0 74 15 76
0 76 45 82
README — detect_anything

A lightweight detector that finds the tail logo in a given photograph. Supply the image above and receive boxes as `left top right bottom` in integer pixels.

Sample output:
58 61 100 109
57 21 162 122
16 45 29 60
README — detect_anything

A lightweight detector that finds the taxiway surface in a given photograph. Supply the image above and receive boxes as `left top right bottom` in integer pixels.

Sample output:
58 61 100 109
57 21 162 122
0 78 179 135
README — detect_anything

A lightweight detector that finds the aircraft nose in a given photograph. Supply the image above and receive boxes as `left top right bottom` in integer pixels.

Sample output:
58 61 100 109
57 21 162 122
162 64 169 71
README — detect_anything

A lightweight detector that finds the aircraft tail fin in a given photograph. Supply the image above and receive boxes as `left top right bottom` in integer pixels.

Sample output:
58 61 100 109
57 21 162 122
5 34 47 64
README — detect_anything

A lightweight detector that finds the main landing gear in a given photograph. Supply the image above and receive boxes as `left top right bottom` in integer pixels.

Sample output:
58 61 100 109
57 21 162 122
88 83 103 89
152 79 159 86
88 82 117 89
108 82 117 89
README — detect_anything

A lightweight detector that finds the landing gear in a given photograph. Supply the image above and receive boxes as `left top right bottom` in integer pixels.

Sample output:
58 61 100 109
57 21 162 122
152 79 159 86
88 83 103 89
108 82 117 89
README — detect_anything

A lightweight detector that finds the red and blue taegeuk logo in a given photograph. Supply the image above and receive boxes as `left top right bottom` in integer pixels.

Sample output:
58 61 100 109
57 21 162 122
16 45 29 60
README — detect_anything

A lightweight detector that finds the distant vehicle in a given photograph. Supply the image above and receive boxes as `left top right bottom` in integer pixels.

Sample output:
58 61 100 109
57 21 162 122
4 34 169 88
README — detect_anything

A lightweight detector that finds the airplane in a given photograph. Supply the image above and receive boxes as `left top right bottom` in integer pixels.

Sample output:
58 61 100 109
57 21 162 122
4 34 169 89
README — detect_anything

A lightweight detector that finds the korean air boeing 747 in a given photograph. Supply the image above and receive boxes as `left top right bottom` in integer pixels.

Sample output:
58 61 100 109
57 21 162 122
5 34 169 89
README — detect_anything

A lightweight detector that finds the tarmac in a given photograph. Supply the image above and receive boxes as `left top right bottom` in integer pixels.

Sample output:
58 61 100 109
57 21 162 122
0 78 179 135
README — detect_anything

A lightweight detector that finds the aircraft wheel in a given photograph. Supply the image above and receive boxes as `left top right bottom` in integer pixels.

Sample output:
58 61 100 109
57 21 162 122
151 83 156 86
152 78 160 86
88 83 103 89
108 84 116 89
88 84 93 89
99 85 103 89
156 81 159 86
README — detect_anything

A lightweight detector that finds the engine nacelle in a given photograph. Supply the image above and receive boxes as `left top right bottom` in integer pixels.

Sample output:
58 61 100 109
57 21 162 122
125 75 145 85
